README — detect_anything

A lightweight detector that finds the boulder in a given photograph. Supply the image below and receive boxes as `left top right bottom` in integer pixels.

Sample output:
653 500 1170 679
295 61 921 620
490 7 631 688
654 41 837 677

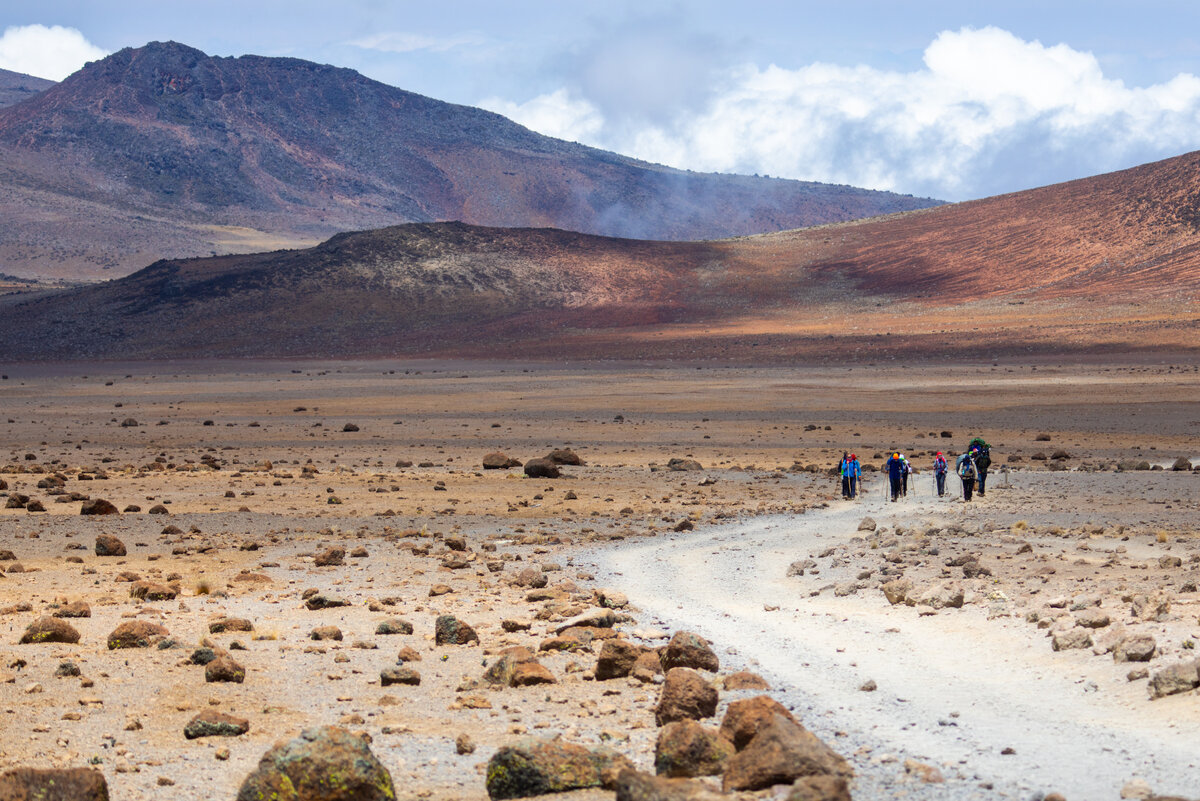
661 631 719 673
1075 608 1111 629
786 776 853 801
236 725 394 801
555 608 617 633
485 737 630 799
482 452 522 470
52 601 91 619
304 594 350 610
1149 660 1200 699
1132 593 1171 621
184 710 250 739
206 655 246 683
547 449 585 466
0 767 109 800
130 581 177 601
80 499 119 516
723 671 770 691
375 618 414 636
380 666 421 686
435 614 479 645
614 768 726 801
1114 634 1157 663
595 639 641 680
209 618 254 634
881 579 912 606
310 626 343 641
666 458 702 472
93 534 126 556
1171 457 1193 471
1051 629 1093 651
722 714 853 792
654 720 734 777
857 517 877 532
719 695 797 750
914 582 964 610
513 567 548 588
655 668 719 726
523 458 560 478
19 617 81 645
511 662 557 687
314 548 345 567
108 620 169 649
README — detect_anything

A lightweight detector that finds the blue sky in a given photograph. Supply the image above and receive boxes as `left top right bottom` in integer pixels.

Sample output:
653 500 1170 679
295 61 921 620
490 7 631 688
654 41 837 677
3 1 1200 201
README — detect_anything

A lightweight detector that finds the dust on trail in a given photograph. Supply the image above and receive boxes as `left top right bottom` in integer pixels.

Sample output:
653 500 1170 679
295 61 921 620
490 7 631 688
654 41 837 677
588 473 1199 800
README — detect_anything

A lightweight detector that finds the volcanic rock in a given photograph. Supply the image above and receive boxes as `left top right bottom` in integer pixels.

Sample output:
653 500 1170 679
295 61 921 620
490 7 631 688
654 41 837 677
236 725 394 801
94 534 126 555
483 452 522 469
206 655 246 683
19 617 81 645
435 614 479 645
314 547 345 567
485 737 630 799
380 666 421 686
722 714 852 791
719 695 798 751
0 767 109 800
523 458 560 479
185 710 250 739
655 668 718 726
654 720 734 777
108 621 169 649
595 639 641 680
661 631 719 672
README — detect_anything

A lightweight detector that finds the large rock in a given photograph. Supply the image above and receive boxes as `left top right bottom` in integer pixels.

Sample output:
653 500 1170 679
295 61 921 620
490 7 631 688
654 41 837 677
719 695 797 751
184 710 250 739
130 581 177 601
435 614 479 645
314 547 345 567
655 668 718 726
52 601 91 619
1149 660 1200 699
666 458 702 472
661 631 719 673
786 776 853 801
1132 593 1171 621
108 621 169 649
1051 628 1093 651
236 725 395 801
380 666 421 686
654 720 734 777
19 617 81 645
485 737 629 799
914 582 964 610
511 662 557 687
595 639 641 680
723 671 770 691
523 458 561 479
880 579 911 606
614 769 726 801
0 767 109 800
1114 634 1157 663
1171 457 1193 471
80 499 119 516
546 449 585 466
722 714 853 792
375 618 414 636
483 452 522 470
206 655 246 683
93 534 126 555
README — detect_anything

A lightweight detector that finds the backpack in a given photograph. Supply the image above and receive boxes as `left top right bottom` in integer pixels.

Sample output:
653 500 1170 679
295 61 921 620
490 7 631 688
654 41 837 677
956 454 975 478
968 438 991 472
934 455 947 473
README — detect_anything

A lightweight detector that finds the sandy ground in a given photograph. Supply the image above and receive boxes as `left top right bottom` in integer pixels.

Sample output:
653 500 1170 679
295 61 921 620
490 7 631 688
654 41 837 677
1 359 1198 800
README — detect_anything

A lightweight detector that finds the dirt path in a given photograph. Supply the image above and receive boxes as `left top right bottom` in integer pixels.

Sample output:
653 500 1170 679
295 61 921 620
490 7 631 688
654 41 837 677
589 473 1200 799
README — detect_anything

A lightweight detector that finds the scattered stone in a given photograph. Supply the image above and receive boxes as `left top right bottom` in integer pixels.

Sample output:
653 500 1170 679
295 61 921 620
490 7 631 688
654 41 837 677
1075 608 1111 629
376 619 414 636
614 769 726 801
483 452 522 470
94 534 126 556
185 710 251 739
1114 635 1157 663
130 581 177 601
555 608 617 633
786 775 853 801
881 579 912 606
722 713 853 791
1052 629 1093 651
108 621 169 649
52 601 91 619
661 631 719 673
314 548 345 567
0 768 109 800
914 582 964 610
485 737 629 799
435 614 480 645
723 671 770 691
19 617 81 645
857 517 877 532
655 668 719 726
236 725 394 801
304 594 350 610
209 618 254 634
456 733 476 755
654 720 734 777
310 626 343 641
666 458 702 472
206 655 246 683
1149 660 1200 699
380 666 422 686
523 458 561 478
719 695 797 750
80 499 120 516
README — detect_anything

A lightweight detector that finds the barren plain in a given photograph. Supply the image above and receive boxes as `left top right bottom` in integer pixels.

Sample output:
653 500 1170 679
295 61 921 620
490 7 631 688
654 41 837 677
1 359 1199 800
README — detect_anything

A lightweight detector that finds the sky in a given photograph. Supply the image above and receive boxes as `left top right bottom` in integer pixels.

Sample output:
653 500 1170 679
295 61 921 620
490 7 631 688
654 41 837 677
2 1 1200 201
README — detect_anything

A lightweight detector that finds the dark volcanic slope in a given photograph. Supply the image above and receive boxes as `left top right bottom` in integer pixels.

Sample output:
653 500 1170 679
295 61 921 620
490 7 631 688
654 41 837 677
3 150 1198 362
0 68 53 108
0 41 938 280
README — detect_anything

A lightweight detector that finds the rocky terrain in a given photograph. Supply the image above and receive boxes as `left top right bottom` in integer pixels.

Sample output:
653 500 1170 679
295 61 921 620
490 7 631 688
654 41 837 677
0 41 938 281
0 360 1197 800
0 67 53 109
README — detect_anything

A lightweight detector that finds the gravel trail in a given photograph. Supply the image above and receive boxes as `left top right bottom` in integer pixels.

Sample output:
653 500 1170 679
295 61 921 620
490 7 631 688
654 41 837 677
588 474 1200 800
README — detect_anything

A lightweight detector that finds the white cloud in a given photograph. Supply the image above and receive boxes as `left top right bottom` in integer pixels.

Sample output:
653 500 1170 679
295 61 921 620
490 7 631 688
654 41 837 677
348 31 485 54
0 24 107 81
481 88 604 144
485 27 1200 200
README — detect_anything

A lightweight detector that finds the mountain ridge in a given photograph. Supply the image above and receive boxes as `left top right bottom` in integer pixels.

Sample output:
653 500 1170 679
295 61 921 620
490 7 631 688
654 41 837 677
0 41 940 280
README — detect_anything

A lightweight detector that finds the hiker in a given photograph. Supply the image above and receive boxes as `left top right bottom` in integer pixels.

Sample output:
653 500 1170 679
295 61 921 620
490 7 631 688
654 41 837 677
956 450 978 501
838 452 851 498
900 453 911 497
847 453 861 499
968 437 992 496
885 452 904 502
933 451 948 496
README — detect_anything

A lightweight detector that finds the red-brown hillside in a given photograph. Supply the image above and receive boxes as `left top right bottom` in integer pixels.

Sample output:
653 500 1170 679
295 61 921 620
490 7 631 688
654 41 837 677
1 151 1197 363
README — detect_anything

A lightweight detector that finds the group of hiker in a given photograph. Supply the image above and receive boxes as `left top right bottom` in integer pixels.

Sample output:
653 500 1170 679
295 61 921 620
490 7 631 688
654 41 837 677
837 438 992 502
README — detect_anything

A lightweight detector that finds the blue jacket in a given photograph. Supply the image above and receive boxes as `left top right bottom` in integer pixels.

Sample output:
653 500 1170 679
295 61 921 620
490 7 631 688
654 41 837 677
886 456 904 479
